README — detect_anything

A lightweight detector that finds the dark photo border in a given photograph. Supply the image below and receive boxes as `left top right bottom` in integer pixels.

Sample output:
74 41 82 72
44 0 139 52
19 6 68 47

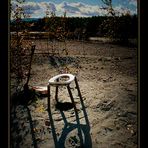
0 0 9 147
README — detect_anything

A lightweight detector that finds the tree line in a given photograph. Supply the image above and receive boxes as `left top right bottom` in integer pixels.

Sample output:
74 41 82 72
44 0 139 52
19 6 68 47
10 14 138 42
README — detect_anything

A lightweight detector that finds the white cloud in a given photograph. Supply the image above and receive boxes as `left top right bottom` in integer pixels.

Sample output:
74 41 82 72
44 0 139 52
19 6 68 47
128 0 137 7
11 0 19 10
48 2 57 12
58 1 80 14
56 1 107 17
78 3 107 16
21 2 40 15
10 1 137 18
114 5 137 15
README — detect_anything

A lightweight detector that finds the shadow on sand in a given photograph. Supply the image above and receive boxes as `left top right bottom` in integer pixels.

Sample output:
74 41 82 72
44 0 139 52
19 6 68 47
11 81 92 148
47 95 92 147
10 90 38 148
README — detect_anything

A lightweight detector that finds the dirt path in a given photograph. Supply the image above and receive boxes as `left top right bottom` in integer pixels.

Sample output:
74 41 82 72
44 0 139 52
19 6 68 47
11 40 137 148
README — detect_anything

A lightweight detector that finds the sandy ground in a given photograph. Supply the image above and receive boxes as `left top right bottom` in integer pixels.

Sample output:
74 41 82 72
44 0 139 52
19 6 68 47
10 40 138 148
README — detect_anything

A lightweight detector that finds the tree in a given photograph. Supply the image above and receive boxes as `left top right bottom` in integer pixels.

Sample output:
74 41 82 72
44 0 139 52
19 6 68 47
10 0 36 95
101 0 115 16
100 0 135 43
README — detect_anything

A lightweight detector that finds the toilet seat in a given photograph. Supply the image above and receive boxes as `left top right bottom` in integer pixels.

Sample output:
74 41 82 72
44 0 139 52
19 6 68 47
48 74 75 86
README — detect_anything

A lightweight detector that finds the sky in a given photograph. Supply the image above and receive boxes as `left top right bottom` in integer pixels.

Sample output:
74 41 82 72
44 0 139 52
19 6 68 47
11 0 137 18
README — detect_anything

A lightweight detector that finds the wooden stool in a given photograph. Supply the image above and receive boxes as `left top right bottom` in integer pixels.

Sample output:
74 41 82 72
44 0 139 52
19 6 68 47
47 73 82 110
47 74 91 147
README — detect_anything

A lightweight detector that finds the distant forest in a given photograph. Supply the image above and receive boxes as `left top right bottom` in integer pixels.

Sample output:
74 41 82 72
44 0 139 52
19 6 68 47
10 15 138 41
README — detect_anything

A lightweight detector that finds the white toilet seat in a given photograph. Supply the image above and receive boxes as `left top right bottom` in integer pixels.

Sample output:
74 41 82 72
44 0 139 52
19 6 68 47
48 74 75 86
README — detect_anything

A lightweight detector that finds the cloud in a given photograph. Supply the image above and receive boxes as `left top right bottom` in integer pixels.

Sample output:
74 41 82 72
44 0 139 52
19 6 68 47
10 1 137 18
78 3 107 16
21 2 40 15
114 5 137 15
128 0 137 7
48 2 57 12
22 2 40 10
11 1 40 16
57 1 107 17
11 0 24 10
58 1 80 14
39 2 56 11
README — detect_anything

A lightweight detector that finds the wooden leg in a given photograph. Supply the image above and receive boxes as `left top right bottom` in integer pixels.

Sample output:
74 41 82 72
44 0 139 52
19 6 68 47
74 77 83 100
55 86 59 103
67 85 76 110
47 85 59 148
55 78 59 103
47 85 50 110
